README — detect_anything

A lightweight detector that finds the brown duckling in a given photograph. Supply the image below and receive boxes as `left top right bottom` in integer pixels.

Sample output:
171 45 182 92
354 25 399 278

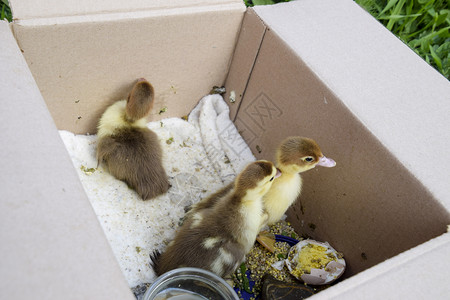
96 79 170 200
151 160 280 278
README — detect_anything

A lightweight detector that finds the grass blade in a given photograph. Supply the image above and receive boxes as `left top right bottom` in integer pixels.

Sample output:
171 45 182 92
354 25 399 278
252 0 276 5
429 44 443 71
379 0 400 16
386 0 406 31
378 13 422 20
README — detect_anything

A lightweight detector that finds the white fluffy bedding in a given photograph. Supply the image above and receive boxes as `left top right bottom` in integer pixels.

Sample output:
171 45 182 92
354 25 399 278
59 94 255 288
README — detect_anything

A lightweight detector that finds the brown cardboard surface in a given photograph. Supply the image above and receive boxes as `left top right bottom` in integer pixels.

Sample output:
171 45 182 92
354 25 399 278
224 9 267 120
11 3 245 134
0 21 134 300
10 0 243 20
311 232 450 299
253 0 450 213
227 2 450 279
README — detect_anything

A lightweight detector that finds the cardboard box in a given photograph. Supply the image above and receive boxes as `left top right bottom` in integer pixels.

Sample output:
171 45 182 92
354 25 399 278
10 0 246 134
1 0 449 299
1 0 245 299
0 18 135 300
225 1 450 298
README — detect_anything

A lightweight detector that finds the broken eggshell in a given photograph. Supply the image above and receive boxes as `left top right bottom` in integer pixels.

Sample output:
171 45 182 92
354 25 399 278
285 239 345 285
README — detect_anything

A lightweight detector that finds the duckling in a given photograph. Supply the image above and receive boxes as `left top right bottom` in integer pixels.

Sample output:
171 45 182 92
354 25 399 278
151 160 280 278
185 182 234 218
186 165 282 217
96 79 170 200
262 136 335 225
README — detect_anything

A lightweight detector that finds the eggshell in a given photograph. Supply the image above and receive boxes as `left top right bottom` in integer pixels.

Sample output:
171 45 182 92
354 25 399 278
285 239 345 285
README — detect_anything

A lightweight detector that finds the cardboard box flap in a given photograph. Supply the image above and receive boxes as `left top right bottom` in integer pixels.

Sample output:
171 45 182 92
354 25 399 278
225 9 267 120
10 0 244 21
226 0 450 281
311 232 450 299
0 21 134 299
252 0 450 212
11 1 245 134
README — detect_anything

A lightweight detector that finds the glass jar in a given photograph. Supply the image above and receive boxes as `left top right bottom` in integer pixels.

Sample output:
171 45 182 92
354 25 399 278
144 267 239 300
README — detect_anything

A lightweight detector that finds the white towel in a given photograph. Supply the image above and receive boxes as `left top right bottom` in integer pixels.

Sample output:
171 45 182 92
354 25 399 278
59 94 255 288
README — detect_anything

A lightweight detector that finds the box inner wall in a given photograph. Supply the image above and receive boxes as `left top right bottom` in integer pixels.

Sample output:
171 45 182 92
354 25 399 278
230 25 450 279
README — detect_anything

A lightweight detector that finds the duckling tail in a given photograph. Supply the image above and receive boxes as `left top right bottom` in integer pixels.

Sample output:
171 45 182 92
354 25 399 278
149 250 161 274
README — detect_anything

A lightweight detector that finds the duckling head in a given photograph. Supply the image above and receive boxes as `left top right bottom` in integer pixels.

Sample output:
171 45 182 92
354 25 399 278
236 160 282 198
276 136 336 174
125 78 154 123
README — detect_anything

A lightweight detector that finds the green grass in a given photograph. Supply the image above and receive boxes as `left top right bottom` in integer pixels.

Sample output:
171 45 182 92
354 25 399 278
355 0 450 79
1 0 12 22
244 0 291 6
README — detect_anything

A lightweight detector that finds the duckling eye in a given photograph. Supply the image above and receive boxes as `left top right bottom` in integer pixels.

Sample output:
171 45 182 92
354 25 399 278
304 157 314 162
269 177 274 182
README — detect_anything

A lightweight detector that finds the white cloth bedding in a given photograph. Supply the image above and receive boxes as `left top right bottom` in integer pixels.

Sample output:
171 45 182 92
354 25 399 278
59 94 255 288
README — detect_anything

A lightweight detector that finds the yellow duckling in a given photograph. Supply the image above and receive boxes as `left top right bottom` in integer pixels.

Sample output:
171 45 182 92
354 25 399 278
263 136 336 225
